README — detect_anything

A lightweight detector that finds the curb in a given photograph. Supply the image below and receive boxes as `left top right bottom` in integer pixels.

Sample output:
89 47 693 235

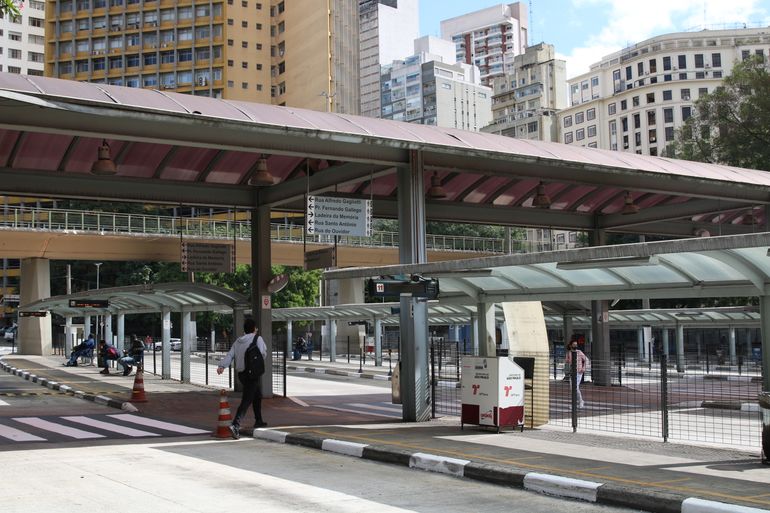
0 358 138 412
287 363 392 382
252 428 769 513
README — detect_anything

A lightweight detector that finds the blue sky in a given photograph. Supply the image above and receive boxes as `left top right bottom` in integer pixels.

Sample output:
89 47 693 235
419 0 770 79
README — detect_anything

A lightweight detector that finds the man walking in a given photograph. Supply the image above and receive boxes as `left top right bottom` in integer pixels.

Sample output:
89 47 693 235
216 319 267 439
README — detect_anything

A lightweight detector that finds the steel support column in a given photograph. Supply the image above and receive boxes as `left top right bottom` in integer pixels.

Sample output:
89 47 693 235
161 308 171 379
397 152 430 422
760 296 770 392
477 302 496 357
251 204 273 397
180 311 191 383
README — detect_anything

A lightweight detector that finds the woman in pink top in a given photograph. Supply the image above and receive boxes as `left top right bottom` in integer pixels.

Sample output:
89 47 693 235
565 339 588 408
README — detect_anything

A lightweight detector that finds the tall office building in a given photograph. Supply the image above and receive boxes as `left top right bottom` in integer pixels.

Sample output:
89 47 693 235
0 0 45 76
440 2 528 87
380 36 492 131
359 0 419 118
44 0 359 112
482 43 566 141
559 27 770 156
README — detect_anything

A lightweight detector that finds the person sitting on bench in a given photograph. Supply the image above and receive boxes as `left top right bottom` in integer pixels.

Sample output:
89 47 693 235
64 333 96 367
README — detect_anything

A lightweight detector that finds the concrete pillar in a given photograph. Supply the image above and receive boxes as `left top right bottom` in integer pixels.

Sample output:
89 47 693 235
747 328 754 362
286 321 293 356
65 316 73 355
332 278 365 344
210 326 216 352
729 326 737 365
161 309 171 379
562 314 573 349
591 299 611 386
374 318 382 366
477 302 496 357
116 313 125 354
662 328 669 358
180 311 191 383
329 318 337 362
637 327 645 360
104 314 113 346
760 296 770 392
451 324 460 343
470 313 479 355
676 323 685 372
396 152 430 422
84 315 91 339
18 257 52 355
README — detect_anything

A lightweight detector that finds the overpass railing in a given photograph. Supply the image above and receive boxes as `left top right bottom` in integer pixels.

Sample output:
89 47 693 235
0 206 584 254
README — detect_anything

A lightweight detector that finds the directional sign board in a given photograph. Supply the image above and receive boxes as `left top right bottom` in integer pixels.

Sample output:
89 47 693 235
69 299 109 308
306 195 372 237
181 242 235 273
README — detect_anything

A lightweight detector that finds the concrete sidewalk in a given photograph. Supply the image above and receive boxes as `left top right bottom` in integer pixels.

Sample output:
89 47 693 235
2 353 769 513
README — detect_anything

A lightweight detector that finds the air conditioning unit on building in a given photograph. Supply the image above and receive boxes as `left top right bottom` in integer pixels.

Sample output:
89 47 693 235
198 77 207 86
161 42 169 47
705 63 711 68
672 66 678 70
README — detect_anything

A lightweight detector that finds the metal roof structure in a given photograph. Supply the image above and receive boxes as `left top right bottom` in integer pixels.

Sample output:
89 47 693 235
0 74 768 237
327 232 770 303
20 282 249 316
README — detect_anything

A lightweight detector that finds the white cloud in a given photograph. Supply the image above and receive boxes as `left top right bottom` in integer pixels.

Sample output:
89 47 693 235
564 0 770 78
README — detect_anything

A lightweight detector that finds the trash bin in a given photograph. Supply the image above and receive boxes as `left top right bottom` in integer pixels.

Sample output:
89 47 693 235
759 392 770 465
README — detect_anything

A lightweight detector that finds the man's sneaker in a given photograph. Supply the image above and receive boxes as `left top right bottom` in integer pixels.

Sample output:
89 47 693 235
228 424 240 440
123 366 132 376
254 421 268 428
99 369 109 375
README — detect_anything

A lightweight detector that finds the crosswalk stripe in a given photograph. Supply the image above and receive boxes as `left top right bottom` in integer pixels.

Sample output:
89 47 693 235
61 416 160 437
316 404 400 419
13 417 105 439
0 399 9 406
107 414 209 434
348 403 402 413
0 423 46 442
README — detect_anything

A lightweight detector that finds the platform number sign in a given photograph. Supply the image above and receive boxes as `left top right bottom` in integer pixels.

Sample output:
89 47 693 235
375 282 385 294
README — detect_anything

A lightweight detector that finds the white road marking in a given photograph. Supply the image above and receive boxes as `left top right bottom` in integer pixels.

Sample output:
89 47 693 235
0 399 9 406
315 404 400 419
107 414 209 434
61 416 160 437
13 417 105 439
348 402 402 413
0 423 46 442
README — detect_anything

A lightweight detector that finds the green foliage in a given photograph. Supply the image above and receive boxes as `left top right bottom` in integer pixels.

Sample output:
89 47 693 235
373 218 524 240
666 57 770 170
1 0 20 17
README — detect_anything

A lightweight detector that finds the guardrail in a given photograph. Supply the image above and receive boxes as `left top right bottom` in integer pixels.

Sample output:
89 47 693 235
0 206 583 254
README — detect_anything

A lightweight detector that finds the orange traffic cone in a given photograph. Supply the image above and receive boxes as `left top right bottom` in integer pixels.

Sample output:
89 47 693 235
214 390 233 438
130 366 148 403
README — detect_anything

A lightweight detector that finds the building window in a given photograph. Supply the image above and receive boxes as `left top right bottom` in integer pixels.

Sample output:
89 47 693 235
649 59 657 73
8 48 20 59
621 117 628 132
682 106 692 121
563 115 572 127
242 61 248 69
586 108 595 121
241 0 247 6
227 39 233 46
681 89 690 101
527 121 537 133
632 96 640 107
227 80 234 87
664 108 674 123
647 110 656 125
646 92 654 104
564 132 573 144
713 71 722 79
694 54 704 68
648 129 657 143
679 72 687 81
242 41 248 48
227 59 233 66
712 53 722 67
677 55 686 68
256 84 262 91
241 21 248 28
256 63 262 70
649 147 658 156
278 21 285 33
665 126 674 141
664 74 672 82
29 17 43 27
620 99 627 110
256 43 262 50
633 113 640 129
623 134 629 149
608 103 616 115
663 56 671 71
698 87 708 97
256 23 262 30
575 112 584 124
242 82 248 89
587 125 596 137
625 66 632 80
576 128 585 141
663 90 672 101
637 62 644 75
227 18 233 25
695 71 705 79
635 132 642 146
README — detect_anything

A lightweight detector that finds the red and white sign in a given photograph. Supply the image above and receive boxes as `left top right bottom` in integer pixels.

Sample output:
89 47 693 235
461 356 524 430
261 295 271 309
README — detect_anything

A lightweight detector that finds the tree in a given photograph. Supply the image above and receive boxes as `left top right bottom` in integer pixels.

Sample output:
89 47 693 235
1 1 21 17
666 56 770 170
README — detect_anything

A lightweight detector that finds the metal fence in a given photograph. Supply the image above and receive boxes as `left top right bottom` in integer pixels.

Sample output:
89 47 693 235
429 346 763 450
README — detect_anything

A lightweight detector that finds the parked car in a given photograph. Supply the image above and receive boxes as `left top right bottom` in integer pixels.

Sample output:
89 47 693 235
4 326 17 340
153 338 182 351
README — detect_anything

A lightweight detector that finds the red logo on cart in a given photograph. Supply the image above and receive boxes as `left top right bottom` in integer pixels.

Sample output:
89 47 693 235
503 385 512 397
472 384 480 395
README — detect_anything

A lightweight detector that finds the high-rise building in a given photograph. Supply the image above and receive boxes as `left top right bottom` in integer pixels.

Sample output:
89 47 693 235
359 0 419 118
0 0 45 76
380 36 492 131
440 2 528 87
559 27 770 156
482 43 566 141
44 0 359 112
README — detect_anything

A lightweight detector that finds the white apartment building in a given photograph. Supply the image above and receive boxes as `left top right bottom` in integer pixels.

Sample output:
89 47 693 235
0 0 45 75
560 27 770 156
380 36 492 131
440 2 528 87
482 42 566 141
359 0 419 118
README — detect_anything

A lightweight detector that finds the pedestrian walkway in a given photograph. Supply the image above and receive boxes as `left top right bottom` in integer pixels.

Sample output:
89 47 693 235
1 353 768 513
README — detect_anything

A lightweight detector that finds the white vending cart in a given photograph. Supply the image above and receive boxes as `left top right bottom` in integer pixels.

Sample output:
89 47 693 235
461 356 525 432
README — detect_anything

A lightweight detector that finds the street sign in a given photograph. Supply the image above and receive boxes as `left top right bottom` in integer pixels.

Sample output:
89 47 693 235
306 195 372 237
367 277 439 299
267 274 289 293
304 246 336 270
181 242 234 273
69 299 109 308
261 295 271 310
19 311 47 317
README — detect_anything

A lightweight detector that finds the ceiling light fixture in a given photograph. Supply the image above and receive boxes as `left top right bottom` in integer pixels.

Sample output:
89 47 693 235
621 191 640 215
90 139 117 176
248 154 274 186
533 181 551 208
427 171 447 199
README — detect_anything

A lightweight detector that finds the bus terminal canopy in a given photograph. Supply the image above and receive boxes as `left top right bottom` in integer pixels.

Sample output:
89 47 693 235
325 233 770 304
0 73 768 238
20 282 249 317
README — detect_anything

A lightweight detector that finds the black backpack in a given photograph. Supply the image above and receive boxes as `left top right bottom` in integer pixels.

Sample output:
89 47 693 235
243 338 265 381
